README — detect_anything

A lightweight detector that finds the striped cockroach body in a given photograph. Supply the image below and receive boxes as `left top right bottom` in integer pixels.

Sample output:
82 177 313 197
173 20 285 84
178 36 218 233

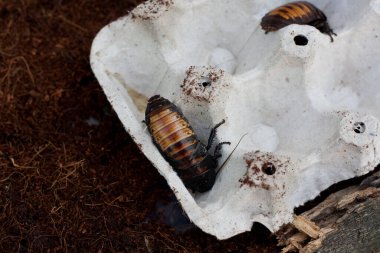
261 1 337 42
145 95 230 193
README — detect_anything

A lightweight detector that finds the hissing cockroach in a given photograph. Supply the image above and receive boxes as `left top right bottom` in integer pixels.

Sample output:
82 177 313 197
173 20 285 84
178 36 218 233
145 95 230 193
261 1 337 42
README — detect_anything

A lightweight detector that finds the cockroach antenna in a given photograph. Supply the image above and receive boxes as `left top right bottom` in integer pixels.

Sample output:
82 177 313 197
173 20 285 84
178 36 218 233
216 133 248 174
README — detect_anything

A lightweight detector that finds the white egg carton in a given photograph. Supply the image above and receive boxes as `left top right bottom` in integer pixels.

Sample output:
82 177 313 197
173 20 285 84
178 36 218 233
90 0 380 239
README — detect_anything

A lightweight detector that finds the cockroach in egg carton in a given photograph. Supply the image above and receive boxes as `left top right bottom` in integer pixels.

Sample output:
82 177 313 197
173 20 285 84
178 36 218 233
144 95 230 193
261 1 337 42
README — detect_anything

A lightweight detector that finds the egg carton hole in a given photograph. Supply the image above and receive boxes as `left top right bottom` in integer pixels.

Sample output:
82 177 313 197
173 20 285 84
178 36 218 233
353 122 366 134
294 35 309 46
200 76 212 87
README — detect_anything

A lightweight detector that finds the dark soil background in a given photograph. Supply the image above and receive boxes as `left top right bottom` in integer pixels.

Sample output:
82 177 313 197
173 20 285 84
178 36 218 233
0 1 278 252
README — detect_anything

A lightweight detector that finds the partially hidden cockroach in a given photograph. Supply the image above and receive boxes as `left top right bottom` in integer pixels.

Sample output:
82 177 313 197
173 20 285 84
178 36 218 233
145 95 230 193
261 1 337 42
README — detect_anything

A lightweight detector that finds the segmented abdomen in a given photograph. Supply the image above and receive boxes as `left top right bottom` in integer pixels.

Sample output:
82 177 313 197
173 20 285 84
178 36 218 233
261 1 326 32
145 95 204 170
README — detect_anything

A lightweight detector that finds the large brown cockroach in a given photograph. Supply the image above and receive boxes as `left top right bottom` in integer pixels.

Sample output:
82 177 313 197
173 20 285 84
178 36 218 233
261 1 337 42
145 95 230 193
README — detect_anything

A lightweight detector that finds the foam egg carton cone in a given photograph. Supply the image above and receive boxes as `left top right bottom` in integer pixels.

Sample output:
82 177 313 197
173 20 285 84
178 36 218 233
90 0 380 239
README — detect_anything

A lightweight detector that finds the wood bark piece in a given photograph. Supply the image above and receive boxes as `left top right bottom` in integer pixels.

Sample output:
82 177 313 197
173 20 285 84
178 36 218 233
277 171 380 253
292 216 321 239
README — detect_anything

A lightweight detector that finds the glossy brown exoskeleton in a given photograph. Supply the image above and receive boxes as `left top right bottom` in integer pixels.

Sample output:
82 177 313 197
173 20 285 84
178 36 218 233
261 1 337 42
145 95 230 192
